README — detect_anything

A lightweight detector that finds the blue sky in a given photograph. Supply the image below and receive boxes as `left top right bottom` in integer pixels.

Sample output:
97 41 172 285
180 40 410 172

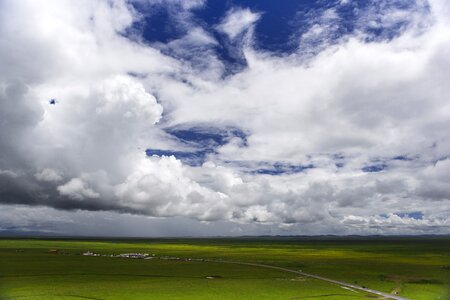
0 0 449 236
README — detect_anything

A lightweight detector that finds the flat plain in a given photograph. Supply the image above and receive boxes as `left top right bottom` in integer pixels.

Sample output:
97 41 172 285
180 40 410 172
0 237 449 299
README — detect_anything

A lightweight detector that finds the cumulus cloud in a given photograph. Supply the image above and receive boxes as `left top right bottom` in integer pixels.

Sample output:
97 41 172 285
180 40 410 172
58 177 100 200
0 0 449 235
35 168 63 182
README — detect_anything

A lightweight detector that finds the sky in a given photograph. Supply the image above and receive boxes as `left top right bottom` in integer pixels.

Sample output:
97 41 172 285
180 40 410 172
0 0 450 236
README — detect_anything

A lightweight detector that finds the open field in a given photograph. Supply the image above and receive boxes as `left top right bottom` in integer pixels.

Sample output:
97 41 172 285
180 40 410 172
0 237 449 299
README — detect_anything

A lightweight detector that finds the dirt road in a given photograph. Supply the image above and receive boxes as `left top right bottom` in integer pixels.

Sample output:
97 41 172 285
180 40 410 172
206 260 409 300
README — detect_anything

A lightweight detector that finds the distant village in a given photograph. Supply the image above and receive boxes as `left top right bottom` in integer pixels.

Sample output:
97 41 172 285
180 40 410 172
82 251 154 259
81 251 205 262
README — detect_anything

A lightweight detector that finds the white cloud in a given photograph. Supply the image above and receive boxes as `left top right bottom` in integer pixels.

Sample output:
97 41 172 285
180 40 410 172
58 177 100 200
35 168 63 182
0 169 18 178
96 75 162 124
114 155 231 221
216 8 260 39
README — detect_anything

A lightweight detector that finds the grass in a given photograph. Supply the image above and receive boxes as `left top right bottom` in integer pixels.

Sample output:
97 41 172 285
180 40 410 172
0 237 449 299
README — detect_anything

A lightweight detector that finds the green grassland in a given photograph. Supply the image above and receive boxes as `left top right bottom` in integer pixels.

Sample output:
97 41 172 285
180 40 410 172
0 237 449 299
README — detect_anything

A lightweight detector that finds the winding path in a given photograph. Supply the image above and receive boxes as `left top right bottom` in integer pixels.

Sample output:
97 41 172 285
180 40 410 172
205 260 409 300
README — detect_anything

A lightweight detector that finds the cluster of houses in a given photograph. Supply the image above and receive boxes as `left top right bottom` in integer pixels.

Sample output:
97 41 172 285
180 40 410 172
82 251 155 259
160 256 205 262
81 251 208 262
118 253 152 259
82 251 100 257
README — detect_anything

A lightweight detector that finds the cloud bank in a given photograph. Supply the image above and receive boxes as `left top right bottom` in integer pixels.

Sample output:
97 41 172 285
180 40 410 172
0 0 449 235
